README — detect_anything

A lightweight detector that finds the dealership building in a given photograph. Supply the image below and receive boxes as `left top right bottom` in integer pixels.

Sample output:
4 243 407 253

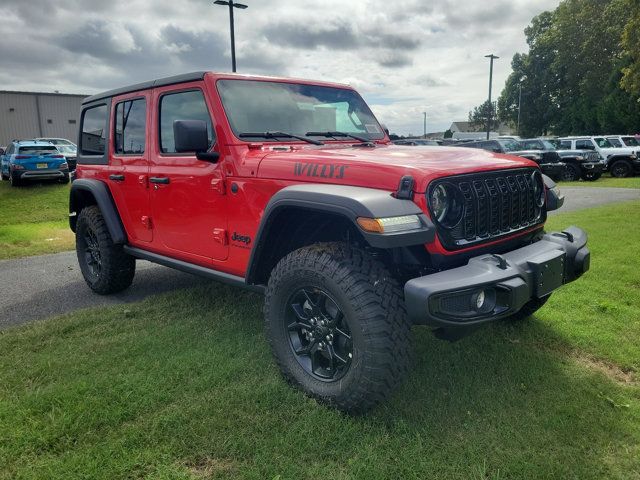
0 90 88 147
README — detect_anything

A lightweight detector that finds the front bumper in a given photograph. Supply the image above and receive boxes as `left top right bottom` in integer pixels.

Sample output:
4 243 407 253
580 162 604 173
405 226 589 327
540 162 567 179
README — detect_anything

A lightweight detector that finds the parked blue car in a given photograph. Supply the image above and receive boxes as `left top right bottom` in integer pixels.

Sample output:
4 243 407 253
0 140 69 187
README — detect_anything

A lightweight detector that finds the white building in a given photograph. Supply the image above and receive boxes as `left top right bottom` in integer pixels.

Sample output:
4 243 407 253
0 90 88 146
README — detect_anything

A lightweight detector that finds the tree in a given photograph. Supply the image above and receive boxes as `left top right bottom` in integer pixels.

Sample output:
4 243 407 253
443 129 453 139
468 100 498 131
621 0 640 97
496 0 640 136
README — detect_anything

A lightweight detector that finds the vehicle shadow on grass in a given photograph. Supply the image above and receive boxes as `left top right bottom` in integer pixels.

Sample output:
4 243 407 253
2 283 636 479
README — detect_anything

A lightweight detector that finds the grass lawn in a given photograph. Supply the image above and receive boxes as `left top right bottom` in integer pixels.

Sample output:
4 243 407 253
0 180 73 260
1 201 639 479
558 176 640 189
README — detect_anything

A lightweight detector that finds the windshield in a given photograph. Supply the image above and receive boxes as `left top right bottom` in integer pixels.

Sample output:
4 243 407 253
56 145 77 154
17 145 58 155
217 79 384 141
595 137 614 148
621 136 639 147
501 140 522 152
541 140 557 149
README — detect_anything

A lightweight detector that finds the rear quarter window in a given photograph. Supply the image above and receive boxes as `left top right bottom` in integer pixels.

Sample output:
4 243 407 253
80 104 108 155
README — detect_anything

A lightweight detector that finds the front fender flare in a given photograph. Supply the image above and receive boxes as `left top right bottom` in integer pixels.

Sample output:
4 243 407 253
246 184 435 284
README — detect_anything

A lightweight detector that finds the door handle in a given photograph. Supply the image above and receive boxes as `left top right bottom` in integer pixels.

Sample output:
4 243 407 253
149 177 170 184
109 174 125 182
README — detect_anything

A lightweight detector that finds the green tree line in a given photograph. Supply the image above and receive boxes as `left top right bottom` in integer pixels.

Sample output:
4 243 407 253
495 0 640 137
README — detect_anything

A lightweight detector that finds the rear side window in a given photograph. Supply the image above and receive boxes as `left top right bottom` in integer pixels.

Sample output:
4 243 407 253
159 90 214 154
114 99 146 154
18 145 58 155
81 105 107 155
576 140 594 150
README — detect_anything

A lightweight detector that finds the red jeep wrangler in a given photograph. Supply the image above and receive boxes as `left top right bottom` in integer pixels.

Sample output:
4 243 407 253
70 72 589 412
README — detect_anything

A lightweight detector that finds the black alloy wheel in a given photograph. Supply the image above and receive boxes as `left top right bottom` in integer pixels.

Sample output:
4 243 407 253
285 287 352 381
610 160 631 178
81 227 102 281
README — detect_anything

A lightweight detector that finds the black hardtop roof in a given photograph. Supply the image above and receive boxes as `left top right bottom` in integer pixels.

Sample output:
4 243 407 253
82 71 207 105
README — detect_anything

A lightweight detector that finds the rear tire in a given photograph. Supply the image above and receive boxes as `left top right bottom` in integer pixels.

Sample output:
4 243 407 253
506 295 550 322
76 205 135 294
9 172 21 187
610 160 631 178
264 242 412 413
59 174 70 184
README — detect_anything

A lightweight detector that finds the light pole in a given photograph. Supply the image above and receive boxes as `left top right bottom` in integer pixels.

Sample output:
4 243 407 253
423 112 427 138
517 83 522 136
214 0 248 73
485 54 499 140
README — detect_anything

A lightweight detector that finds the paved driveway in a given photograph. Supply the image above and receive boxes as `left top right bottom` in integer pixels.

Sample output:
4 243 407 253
1 186 638 329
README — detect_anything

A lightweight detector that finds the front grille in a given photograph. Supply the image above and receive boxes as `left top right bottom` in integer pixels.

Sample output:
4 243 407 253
541 151 561 163
583 151 600 162
429 168 545 250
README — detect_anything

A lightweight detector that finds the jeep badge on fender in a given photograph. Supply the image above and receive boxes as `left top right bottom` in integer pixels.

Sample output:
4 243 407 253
69 71 589 414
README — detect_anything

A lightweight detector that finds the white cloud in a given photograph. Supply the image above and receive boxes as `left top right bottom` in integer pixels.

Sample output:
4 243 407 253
0 0 560 134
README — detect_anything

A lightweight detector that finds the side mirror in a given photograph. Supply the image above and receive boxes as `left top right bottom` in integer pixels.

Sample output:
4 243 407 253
381 124 390 136
173 120 219 163
0 148 5 156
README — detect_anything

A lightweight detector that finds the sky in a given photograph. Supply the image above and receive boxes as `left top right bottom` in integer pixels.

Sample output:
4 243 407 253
0 0 561 135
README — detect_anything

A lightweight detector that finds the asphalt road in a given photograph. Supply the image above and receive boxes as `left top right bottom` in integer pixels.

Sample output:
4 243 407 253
1 186 638 329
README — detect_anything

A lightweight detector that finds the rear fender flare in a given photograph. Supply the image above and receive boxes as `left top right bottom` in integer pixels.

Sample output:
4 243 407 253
69 179 127 244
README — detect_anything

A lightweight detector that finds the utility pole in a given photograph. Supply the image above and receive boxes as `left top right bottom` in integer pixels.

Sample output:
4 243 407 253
517 83 522 136
423 112 427 138
214 0 248 73
485 54 499 140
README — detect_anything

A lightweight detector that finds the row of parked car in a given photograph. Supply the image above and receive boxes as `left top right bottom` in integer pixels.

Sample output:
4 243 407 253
394 135 640 181
0 138 77 187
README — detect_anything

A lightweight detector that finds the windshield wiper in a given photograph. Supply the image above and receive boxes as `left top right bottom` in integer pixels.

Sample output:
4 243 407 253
238 131 323 145
306 131 372 143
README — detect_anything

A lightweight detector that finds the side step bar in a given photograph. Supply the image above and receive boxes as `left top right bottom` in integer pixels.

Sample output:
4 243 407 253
123 246 265 294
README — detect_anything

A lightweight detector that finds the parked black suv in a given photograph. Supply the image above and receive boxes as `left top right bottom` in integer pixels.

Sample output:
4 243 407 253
520 138 603 181
458 139 568 181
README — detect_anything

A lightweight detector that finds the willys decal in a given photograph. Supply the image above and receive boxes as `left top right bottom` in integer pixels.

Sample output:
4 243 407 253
294 163 348 179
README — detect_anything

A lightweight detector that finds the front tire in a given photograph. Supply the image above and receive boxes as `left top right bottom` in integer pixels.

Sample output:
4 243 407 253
582 170 602 181
76 205 135 294
561 163 581 182
264 243 412 413
506 295 550 322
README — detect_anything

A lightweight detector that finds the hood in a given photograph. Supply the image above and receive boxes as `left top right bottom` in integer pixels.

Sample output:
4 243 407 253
255 144 537 192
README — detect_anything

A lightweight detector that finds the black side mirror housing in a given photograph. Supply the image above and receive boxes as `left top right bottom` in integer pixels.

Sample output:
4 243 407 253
173 120 219 163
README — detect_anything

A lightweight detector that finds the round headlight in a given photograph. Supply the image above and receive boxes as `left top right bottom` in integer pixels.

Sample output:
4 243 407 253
532 171 545 208
430 184 448 222
428 183 463 229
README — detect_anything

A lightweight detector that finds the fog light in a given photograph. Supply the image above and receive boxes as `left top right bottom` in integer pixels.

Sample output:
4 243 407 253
475 290 486 309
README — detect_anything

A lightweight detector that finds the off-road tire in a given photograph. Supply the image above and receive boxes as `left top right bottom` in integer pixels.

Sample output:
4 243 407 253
76 205 135 294
264 242 412 413
506 295 550 322
1 170 8 181
610 160 631 178
581 170 602 181
561 163 581 182
59 174 70 184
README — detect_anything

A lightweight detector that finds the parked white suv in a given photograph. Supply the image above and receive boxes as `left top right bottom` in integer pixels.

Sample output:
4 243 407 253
558 136 639 177
605 135 640 149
